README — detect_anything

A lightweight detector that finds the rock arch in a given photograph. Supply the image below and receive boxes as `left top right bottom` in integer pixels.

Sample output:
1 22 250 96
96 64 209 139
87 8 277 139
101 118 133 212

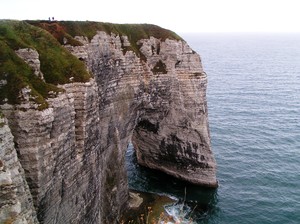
1 32 217 224
86 32 218 222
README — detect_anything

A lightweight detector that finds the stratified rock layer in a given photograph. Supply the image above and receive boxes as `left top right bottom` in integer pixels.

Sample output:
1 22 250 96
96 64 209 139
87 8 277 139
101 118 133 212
0 116 38 224
15 48 45 80
1 26 217 223
132 37 216 187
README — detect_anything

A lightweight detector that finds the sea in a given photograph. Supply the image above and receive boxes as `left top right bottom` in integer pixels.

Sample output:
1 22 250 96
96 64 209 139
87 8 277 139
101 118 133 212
126 33 300 223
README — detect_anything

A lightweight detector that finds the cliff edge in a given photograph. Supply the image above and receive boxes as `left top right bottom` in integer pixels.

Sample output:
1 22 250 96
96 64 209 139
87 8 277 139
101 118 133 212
0 20 217 223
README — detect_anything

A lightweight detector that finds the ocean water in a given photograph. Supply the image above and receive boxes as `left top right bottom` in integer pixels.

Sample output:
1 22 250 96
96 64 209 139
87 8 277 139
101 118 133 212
126 33 300 223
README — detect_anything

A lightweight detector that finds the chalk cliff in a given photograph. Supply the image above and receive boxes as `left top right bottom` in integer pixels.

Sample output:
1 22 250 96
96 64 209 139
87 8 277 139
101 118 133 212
0 21 217 223
0 115 38 224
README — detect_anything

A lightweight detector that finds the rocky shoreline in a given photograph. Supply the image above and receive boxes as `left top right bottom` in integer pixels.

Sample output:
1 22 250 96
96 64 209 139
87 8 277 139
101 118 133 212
122 190 176 223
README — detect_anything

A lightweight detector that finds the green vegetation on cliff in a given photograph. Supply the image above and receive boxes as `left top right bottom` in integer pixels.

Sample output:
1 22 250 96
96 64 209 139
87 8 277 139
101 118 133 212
27 20 183 59
0 20 90 109
28 20 182 44
0 20 182 109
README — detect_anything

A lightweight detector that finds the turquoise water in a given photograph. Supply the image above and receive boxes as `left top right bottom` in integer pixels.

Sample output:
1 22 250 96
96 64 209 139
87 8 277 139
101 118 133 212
126 33 300 223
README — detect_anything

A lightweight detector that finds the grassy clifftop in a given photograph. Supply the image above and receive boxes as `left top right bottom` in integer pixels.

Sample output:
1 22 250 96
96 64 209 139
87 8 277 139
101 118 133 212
0 20 90 109
27 20 182 45
0 20 182 109
28 20 183 58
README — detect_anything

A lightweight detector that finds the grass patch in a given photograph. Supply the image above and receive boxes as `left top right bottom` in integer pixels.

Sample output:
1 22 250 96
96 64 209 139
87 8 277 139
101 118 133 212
0 20 90 109
26 21 83 46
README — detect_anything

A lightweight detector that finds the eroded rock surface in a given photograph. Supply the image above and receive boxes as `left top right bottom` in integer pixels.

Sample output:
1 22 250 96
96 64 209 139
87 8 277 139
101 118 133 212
0 116 38 224
15 48 45 81
1 29 216 223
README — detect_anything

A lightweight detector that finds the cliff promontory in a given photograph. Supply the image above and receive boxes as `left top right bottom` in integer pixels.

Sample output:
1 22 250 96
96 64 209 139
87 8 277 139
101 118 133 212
0 20 217 223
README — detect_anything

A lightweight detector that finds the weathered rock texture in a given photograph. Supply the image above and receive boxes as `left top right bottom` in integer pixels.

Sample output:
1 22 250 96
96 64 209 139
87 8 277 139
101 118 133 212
15 48 45 81
132 37 216 186
0 116 38 224
1 24 217 223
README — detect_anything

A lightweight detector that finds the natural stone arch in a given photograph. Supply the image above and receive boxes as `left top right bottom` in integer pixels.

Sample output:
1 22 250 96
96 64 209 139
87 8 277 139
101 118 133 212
86 32 218 223
89 31 217 184
0 30 217 224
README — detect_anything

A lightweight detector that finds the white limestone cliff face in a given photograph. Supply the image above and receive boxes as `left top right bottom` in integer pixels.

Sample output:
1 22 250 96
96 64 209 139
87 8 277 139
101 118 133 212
0 116 38 224
1 31 217 223
133 37 216 186
1 80 111 223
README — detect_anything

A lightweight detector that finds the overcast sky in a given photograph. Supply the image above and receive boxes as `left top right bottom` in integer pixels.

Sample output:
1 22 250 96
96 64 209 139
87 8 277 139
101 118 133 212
1 0 300 33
